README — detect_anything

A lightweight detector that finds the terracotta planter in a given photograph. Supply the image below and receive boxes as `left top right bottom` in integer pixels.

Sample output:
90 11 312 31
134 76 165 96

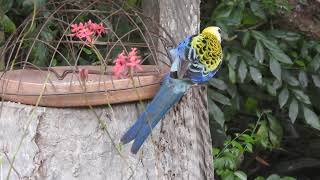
0 65 166 107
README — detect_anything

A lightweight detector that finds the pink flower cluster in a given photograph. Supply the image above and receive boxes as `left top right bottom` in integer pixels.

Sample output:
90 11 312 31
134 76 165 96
69 20 106 43
112 48 143 78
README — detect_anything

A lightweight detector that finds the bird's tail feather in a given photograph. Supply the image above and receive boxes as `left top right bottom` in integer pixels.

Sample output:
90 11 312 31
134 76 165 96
120 76 190 154
120 86 167 144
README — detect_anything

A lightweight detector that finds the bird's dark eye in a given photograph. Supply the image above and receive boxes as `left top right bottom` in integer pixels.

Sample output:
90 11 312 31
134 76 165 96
218 29 221 33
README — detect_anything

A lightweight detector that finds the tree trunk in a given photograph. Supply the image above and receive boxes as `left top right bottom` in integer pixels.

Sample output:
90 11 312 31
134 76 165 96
156 0 214 179
0 0 214 179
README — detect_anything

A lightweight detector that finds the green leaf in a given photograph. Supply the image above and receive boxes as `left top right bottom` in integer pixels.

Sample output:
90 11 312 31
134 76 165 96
231 141 244 152
229 64 236 84
227 7 243 25
245 143 253 153
213 158 225 170
301 41 310 58
266 174 281 180
281 176 295 180
278 88 289 108
0 30 4 44
267 84 277 96
126 0 139 7
208 98 225 128
283 72 299 86
256 121 270 149
51 58 58 66
303 106 320 130
255 41 265 63
209 78 227 91
270 50 293 64
82 47 93 55
229 53 238 69
298 71 308 88
224 171 237 180
0 15 16 33
270 56 282 81
0 55 4 71
312 75 320 88
242 9 261 25
249 66 263 85
238 60 247 83
227 85 237 98
316 44 320 53
267 115 283 148
210 91 231 106
273 79 282 90
31 42 48 66
212 148 220 156
255 177 266 180
292 89 311 104
239 134 255 144
245 97 258 113
294 60 305 67
250 1 266 19
308 54 320 72
0 0 13 14
269 30 301 41
22 0 46 14
213 4 233 19
289 99 299 123
251 31 279 51
242 31 250 47
234 171 247 180
251 30 268 42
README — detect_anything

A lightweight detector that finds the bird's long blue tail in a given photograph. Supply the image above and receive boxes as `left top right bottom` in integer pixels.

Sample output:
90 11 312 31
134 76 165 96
120 75 191 154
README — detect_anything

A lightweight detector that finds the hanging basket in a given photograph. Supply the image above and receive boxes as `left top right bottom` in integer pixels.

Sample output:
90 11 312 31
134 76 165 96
0 0 174 107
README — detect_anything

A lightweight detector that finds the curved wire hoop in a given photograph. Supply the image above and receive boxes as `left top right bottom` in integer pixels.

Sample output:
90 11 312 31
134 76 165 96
0 0 176 106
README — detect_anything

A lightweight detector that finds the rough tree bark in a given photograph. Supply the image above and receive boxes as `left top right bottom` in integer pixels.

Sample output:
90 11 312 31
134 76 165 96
156 0 213 179
0 0 214 179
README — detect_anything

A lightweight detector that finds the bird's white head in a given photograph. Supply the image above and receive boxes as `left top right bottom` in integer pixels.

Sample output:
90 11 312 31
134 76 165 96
202 26 222 43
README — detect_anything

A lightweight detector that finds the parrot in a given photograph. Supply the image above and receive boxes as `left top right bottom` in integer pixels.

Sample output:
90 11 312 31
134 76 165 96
120 26 223 154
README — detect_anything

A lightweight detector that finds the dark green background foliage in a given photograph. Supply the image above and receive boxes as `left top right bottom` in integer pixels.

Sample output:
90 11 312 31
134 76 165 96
0 0 149 68
202 0 320 179
0 0 47 69
0 0 46 38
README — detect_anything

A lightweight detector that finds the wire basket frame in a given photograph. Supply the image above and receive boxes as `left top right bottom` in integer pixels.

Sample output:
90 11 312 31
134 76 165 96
0 0 175 107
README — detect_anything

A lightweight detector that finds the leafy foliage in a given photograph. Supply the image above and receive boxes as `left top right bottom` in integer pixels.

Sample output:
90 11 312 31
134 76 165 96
213 131 254 180
255 174 296 180
0 0 148 68
207 0 320 139
0 0 47 69
0 0 47 40
213 111 287 179
203 0 320 179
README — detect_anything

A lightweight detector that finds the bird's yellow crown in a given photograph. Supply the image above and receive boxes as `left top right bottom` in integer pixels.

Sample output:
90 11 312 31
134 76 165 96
202 26 222 43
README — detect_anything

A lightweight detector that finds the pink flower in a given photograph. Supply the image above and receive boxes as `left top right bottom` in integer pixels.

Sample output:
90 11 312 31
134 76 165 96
69 20 106 43
126 48 143 71
115 51 127 65
112 51 128 78
88 21 105 36
112 48 144 79
112 64 127 78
